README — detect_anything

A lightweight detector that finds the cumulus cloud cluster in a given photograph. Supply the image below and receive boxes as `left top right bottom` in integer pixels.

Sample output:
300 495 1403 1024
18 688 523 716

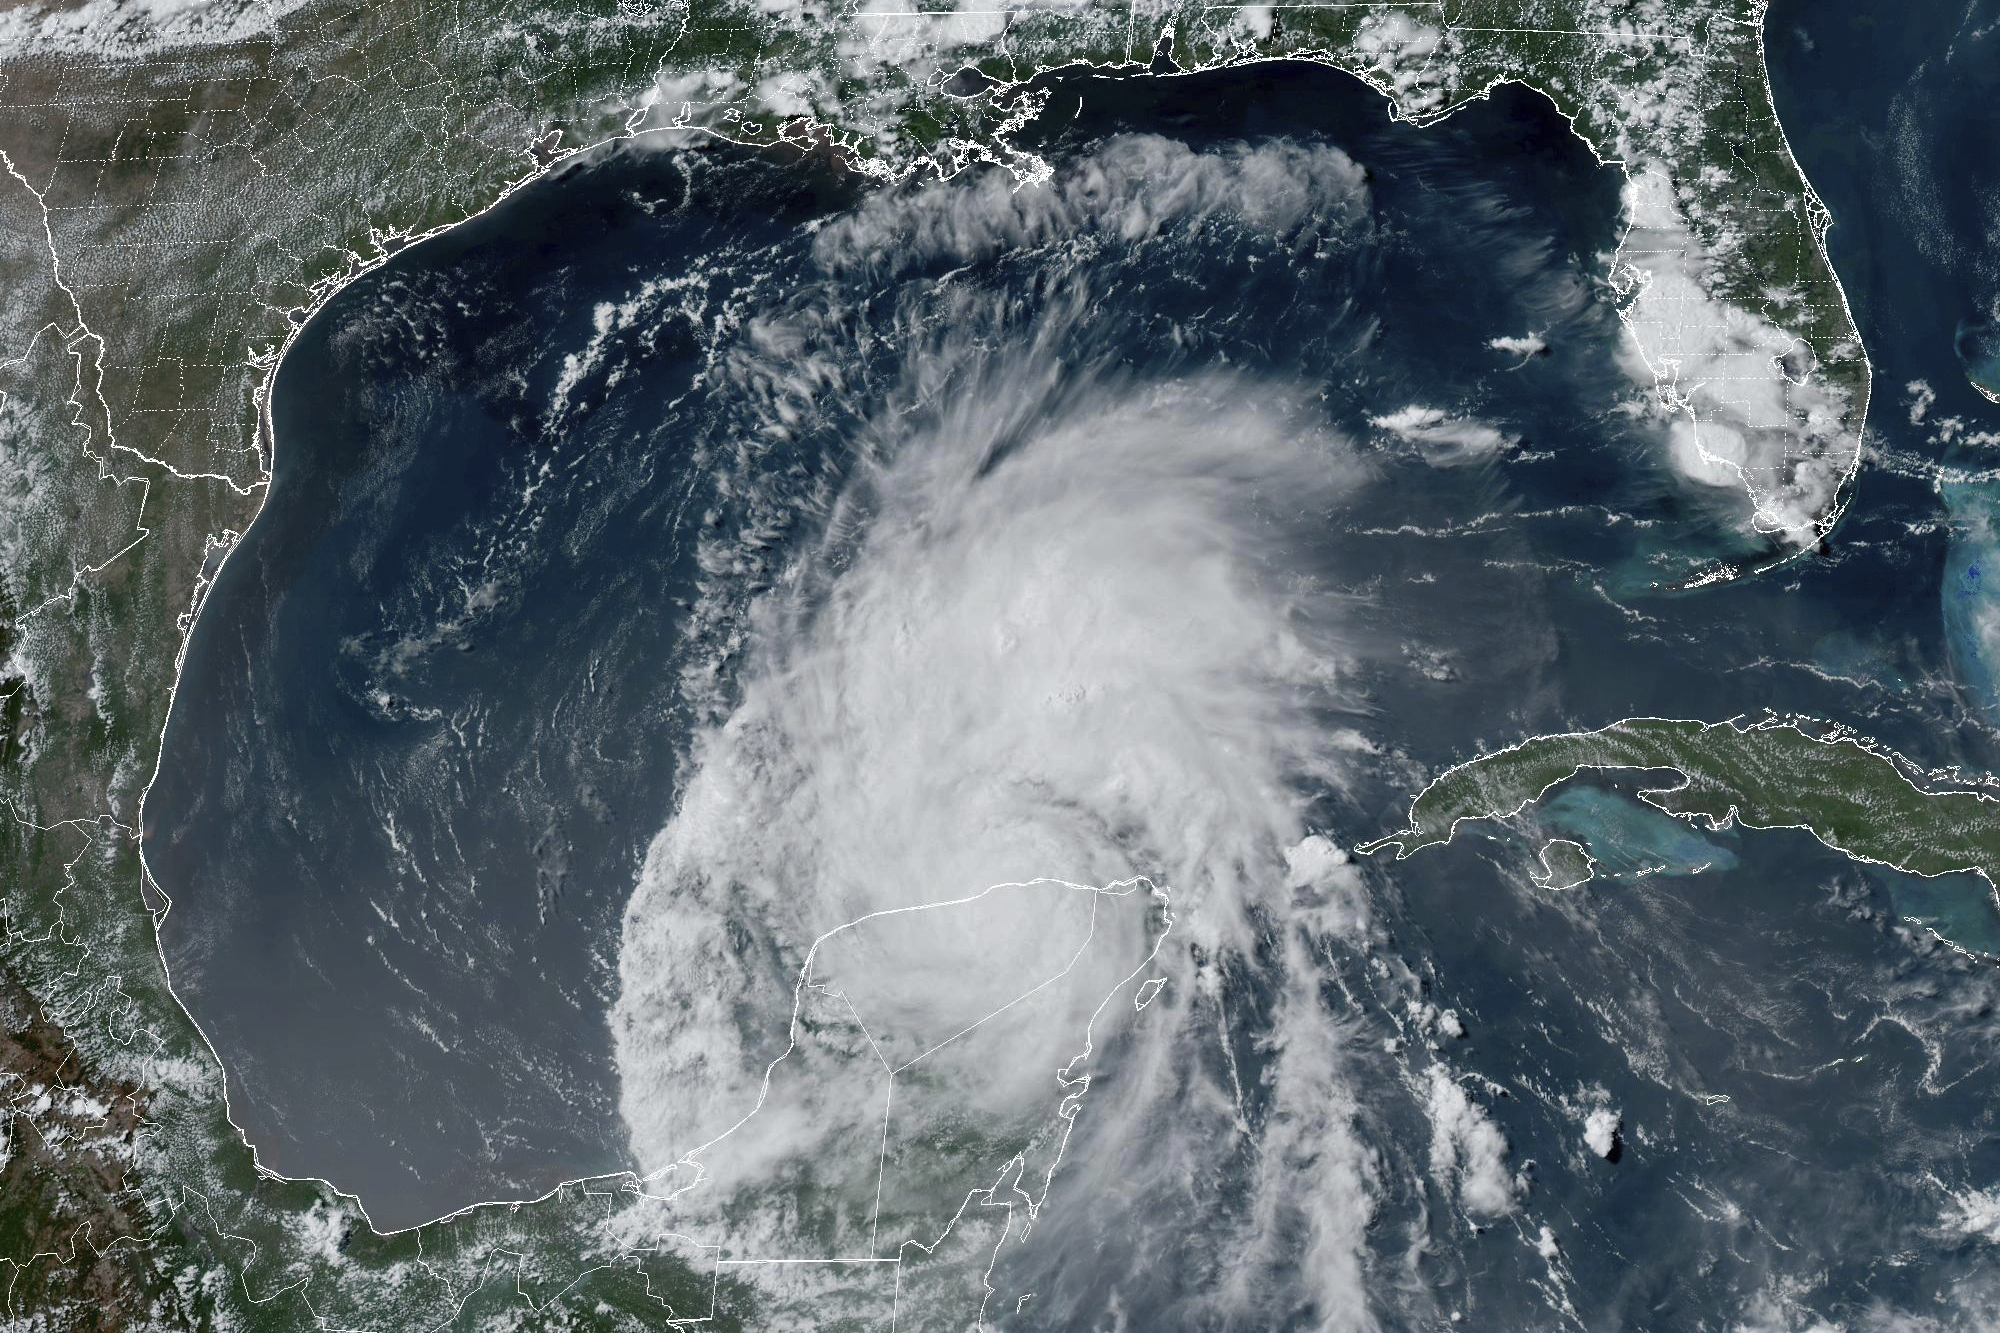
1613 166 1858 546
1426 1067 1519 1219
1370 404 1517 465
811 131 1369 281
1583 1106 1621 1159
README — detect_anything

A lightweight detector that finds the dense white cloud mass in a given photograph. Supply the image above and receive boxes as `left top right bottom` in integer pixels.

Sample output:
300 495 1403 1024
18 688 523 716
811 132 1370 278
1945 1188 2000 1244
1613 166 1856 546
1489 332 1549 362
1427 1066 1519 1218
610 134 1392 1308
1370 404 1517 465
1584 1106 1621 1159
615 365 1364 1157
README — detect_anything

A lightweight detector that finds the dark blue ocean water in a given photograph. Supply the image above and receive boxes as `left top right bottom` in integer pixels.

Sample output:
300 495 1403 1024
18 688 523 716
144 13 2000 1326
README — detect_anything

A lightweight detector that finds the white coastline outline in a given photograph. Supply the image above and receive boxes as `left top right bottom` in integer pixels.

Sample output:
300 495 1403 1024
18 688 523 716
1360 711 2000 960
1529 837 1597 891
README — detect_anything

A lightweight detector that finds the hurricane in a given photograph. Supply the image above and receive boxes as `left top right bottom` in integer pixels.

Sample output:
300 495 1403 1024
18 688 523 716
611 133 1391 1326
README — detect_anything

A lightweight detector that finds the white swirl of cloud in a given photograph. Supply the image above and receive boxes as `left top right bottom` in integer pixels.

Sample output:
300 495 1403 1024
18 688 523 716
610 133 1395 1324
614 356 1368 1151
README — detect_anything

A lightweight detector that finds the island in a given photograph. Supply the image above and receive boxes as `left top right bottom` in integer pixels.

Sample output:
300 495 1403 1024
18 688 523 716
1363 715 2000 954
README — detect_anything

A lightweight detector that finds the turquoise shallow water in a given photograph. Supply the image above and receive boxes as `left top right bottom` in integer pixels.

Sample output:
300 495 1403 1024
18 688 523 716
1874 865 2000 957
1537 782 2000 956
1538 785 1739 879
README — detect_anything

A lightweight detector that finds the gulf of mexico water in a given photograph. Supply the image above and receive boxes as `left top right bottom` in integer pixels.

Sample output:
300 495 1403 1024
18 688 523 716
141 29 2000 1329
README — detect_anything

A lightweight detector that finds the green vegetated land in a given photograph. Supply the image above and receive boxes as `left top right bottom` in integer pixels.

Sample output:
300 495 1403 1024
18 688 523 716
1364 716 2000 954
0 0 1872 1327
